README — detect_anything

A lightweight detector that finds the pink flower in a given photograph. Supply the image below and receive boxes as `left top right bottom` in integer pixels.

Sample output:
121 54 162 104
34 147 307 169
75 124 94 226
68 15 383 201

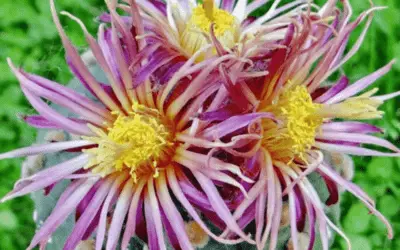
0 1 267 249
208 1 399 249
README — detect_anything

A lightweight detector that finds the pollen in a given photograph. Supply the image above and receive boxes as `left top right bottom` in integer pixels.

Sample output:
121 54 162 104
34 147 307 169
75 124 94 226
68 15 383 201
83 103 173 181
261 85 323 162
190 3 236 37
180 1 239 56
185 221 209 248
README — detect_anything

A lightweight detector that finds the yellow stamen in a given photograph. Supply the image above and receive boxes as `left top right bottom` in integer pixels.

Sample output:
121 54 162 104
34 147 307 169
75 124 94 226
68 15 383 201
83 103 173 181
319 88 384 119
260 83 384 163
261 85 323 162
203 0 214 21
180 3 239 57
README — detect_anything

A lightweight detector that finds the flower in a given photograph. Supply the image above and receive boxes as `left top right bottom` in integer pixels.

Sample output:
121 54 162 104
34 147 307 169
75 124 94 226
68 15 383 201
122 0 311 60
98 0 312 120
0 0 263 249
207 1 400 249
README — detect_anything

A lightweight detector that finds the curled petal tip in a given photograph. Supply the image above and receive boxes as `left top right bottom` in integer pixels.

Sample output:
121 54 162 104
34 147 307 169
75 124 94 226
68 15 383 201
6 57 17 71
26 244 35 250
0 196 9 203
245 178 255 184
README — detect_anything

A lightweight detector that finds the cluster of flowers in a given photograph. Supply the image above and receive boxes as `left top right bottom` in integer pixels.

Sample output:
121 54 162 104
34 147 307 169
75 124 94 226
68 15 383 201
1 0 399 249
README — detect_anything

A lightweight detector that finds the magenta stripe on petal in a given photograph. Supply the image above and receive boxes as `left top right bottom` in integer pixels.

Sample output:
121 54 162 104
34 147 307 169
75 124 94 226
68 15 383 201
325 61 395 104
25 73 110 119
22 115 90 130
160 208 180 249
264 173 283 250
317 132 400 152
219 64 251 110
50 0 120 111
98 13 131 24
148 179 167 250
321 121 382 134
236 203 257 233
179 180 213 211
19 72 106 126
144 186 164 250
319 164 393 239
0 141 94 160
316 139 360 147
144 197 158 250
156 173 193 249
22 115 59 129
134 50 176 86
95 173 128 250
320 172 339 206
193 171 255 244
255 162 267 245
314 76 349 103
106 179 135 250
22 86 94 136
167 168 245 245
148 0 167 15
201 113 275 140
294 186 307 231
53 179 87 212
75 180 103 220
82 208 101 240
121 181 145 250
315 142 400 157
2 154 89 202
221 0 235 12
63 178 113 250
198 105 240 122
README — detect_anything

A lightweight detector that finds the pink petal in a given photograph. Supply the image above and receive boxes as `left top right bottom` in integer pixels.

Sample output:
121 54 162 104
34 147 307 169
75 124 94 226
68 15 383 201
321 122 382 134
61 12 131 110
2 154 89 202
95 173 129 250
50 0 120 111
63 177 114 250
0 141 94 160
325 61 395 104
317 132 399 152
193 171 255 244
166 168 244 245
121 181 146 250
156 172 193 250
106 179 135 250
21 86 94 136
145 179 166 250
315 142 400 156
27 177 99 250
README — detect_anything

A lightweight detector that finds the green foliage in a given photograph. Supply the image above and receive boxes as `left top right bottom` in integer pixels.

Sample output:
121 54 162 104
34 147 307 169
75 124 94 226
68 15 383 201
0 0 398 249
343 204 371 234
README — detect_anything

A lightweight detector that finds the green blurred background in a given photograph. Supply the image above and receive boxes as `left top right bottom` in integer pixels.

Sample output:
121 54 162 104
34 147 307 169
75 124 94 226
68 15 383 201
0 0 398 249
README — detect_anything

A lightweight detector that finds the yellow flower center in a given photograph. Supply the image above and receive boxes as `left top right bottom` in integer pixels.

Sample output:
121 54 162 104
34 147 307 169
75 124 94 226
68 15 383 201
83 103 174 182
261 85 323 162
180 0 239 57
